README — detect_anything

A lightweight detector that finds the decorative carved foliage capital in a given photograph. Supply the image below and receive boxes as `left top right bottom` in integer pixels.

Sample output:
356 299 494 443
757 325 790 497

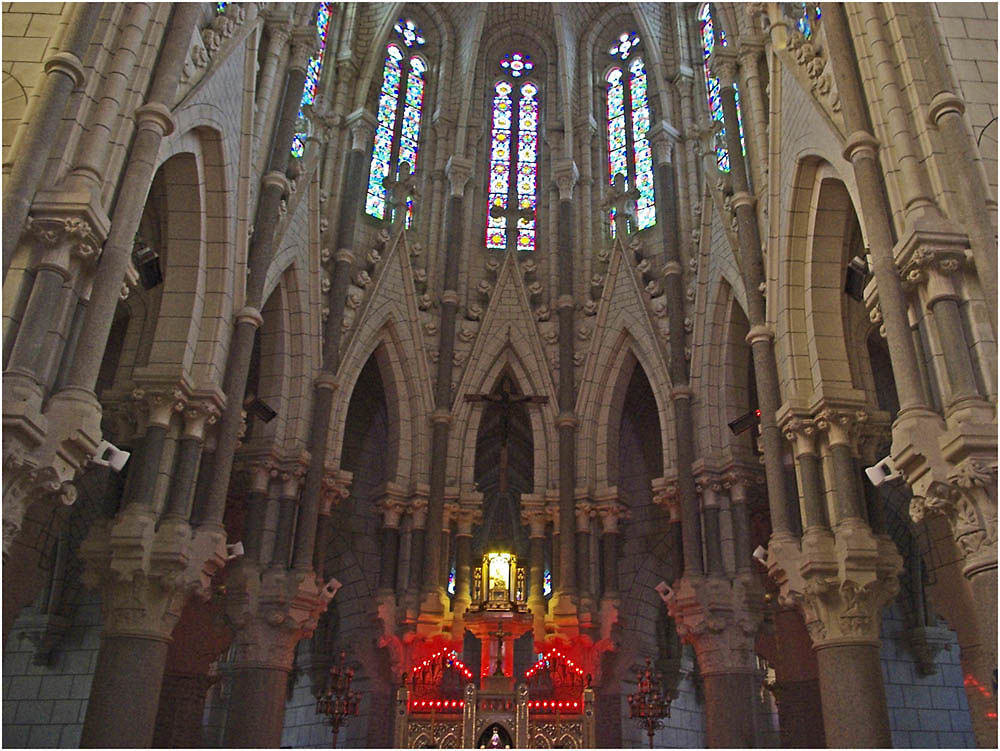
652 481 681 522
798 574 900 646
24 214 104 270
813 408 868 448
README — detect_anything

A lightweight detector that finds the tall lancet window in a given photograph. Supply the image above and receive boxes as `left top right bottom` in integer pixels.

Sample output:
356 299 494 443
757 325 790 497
364 18 428 227
605 32 656 238
291 3 333 158
698 3 744 172
486 53 539 252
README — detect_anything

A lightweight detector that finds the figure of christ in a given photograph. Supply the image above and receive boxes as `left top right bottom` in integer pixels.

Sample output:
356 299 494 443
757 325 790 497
464 374 547 494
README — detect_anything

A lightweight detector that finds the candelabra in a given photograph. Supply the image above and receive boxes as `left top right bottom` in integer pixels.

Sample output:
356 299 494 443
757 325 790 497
316 651 360 747
627 658 672 749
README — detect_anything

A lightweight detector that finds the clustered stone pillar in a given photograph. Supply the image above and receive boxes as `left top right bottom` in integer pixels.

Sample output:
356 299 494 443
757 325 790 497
650 127 704 576
710 34 901 747
2 2 101 280
526 510 547 637
293 109 374 574
418 155 473 629
575 503 594 613
552 160 580 624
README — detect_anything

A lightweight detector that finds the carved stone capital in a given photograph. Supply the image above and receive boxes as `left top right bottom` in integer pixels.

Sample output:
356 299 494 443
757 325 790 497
23 212 105 275
79 508 228 639
767 524 902 646
181 400 220 440
224 566 331 671
320 469 352 515
445 155 475 197
665 574 764 674
814 408 868 449
708 48 739 89
782 416 818 455
288 26 319 71
131 386 187 428
651 478 681 522
552 159 579 201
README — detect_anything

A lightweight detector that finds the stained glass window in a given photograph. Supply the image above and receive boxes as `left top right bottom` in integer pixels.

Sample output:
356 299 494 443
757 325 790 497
605 33 656 238
788 2 821 38
486 55 539 252
543 568 552 598
698 3 745 172
216 2 227 13
291 2 333 158
364 19 427 227
447 566 456 596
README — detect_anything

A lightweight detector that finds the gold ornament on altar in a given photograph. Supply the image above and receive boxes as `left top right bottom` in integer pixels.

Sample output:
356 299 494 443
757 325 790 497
471 551 528 612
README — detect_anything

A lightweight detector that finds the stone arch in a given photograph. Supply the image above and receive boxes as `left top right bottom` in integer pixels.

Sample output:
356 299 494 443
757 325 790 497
329 318 427 488
581 327 672 491
141 144 204 378
452 339 557 495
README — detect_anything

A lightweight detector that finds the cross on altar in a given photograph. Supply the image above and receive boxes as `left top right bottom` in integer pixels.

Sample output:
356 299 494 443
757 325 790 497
489 623 513 676
602 172 640 239
465 375 547 493
489 201 534 251
382 161 419 227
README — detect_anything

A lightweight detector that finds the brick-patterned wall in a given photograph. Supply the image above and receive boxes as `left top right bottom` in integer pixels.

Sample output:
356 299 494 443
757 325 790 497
880 601 976 748
1 2 67 164
936 2 999 196
2 592 102 748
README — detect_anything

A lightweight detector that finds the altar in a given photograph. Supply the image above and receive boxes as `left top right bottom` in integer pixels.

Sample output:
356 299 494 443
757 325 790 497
393 551 595 748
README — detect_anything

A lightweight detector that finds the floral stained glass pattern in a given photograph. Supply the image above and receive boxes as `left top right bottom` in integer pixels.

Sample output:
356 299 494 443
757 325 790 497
698 3 745 172
364 19 428 224
486 81 514 249
365 45 403 218
291 2 333 158
515 82 538 251
500 52 533 78
605 36 656 239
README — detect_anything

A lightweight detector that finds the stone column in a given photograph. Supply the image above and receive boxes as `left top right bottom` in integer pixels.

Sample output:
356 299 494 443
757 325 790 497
698 480 725 576
723 473 753 573
153 672 219 748
406 498 429 614
126 387 187 509
708 49 795 554
596 501 627 641
781 417 829 532
575 503 594 613
376 496 406 596
241 461 275 565
815 408 868 524
648 127 704 578
160 401 219 525
192 31 311 531
269 466 305 569
552 159 580 624
5 216 104 407
911 5 998 329
769 607 825 748
667 575 764 748
452 509 476 622
418 155 473 629
292 110 374 573
79 485 227 745
222 568 330 748
2 2 100 280
525 510 547 638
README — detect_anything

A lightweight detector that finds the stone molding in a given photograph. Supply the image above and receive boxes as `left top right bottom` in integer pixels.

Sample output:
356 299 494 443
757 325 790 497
651 477 681 522
320 468 353 515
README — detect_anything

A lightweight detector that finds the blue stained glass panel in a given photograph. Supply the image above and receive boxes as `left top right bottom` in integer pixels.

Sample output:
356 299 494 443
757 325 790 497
365 47 402 218
487 80 513 249
291 3 333 155
516 83 538 252
630 58 655 229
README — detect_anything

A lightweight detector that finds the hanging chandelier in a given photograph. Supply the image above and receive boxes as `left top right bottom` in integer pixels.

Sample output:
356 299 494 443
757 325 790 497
316 651 361 747
627 658 672 749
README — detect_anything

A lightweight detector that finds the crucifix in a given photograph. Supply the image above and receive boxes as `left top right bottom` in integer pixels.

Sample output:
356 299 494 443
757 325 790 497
602 172 640 239
489 201 534 252
464 373 547 493
489 622 513 676
382 161 419 228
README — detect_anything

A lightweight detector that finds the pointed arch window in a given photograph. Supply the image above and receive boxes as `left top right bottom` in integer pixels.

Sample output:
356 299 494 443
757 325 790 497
697 3 745 172
290 3 333 158
486 53 539 252
604 32 656 238
364 18 428 227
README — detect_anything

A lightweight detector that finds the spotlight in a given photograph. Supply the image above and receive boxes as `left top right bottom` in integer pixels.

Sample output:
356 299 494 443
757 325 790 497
728 409 761 435
244 395 277 422
133 239 163 290
844 255 869 302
